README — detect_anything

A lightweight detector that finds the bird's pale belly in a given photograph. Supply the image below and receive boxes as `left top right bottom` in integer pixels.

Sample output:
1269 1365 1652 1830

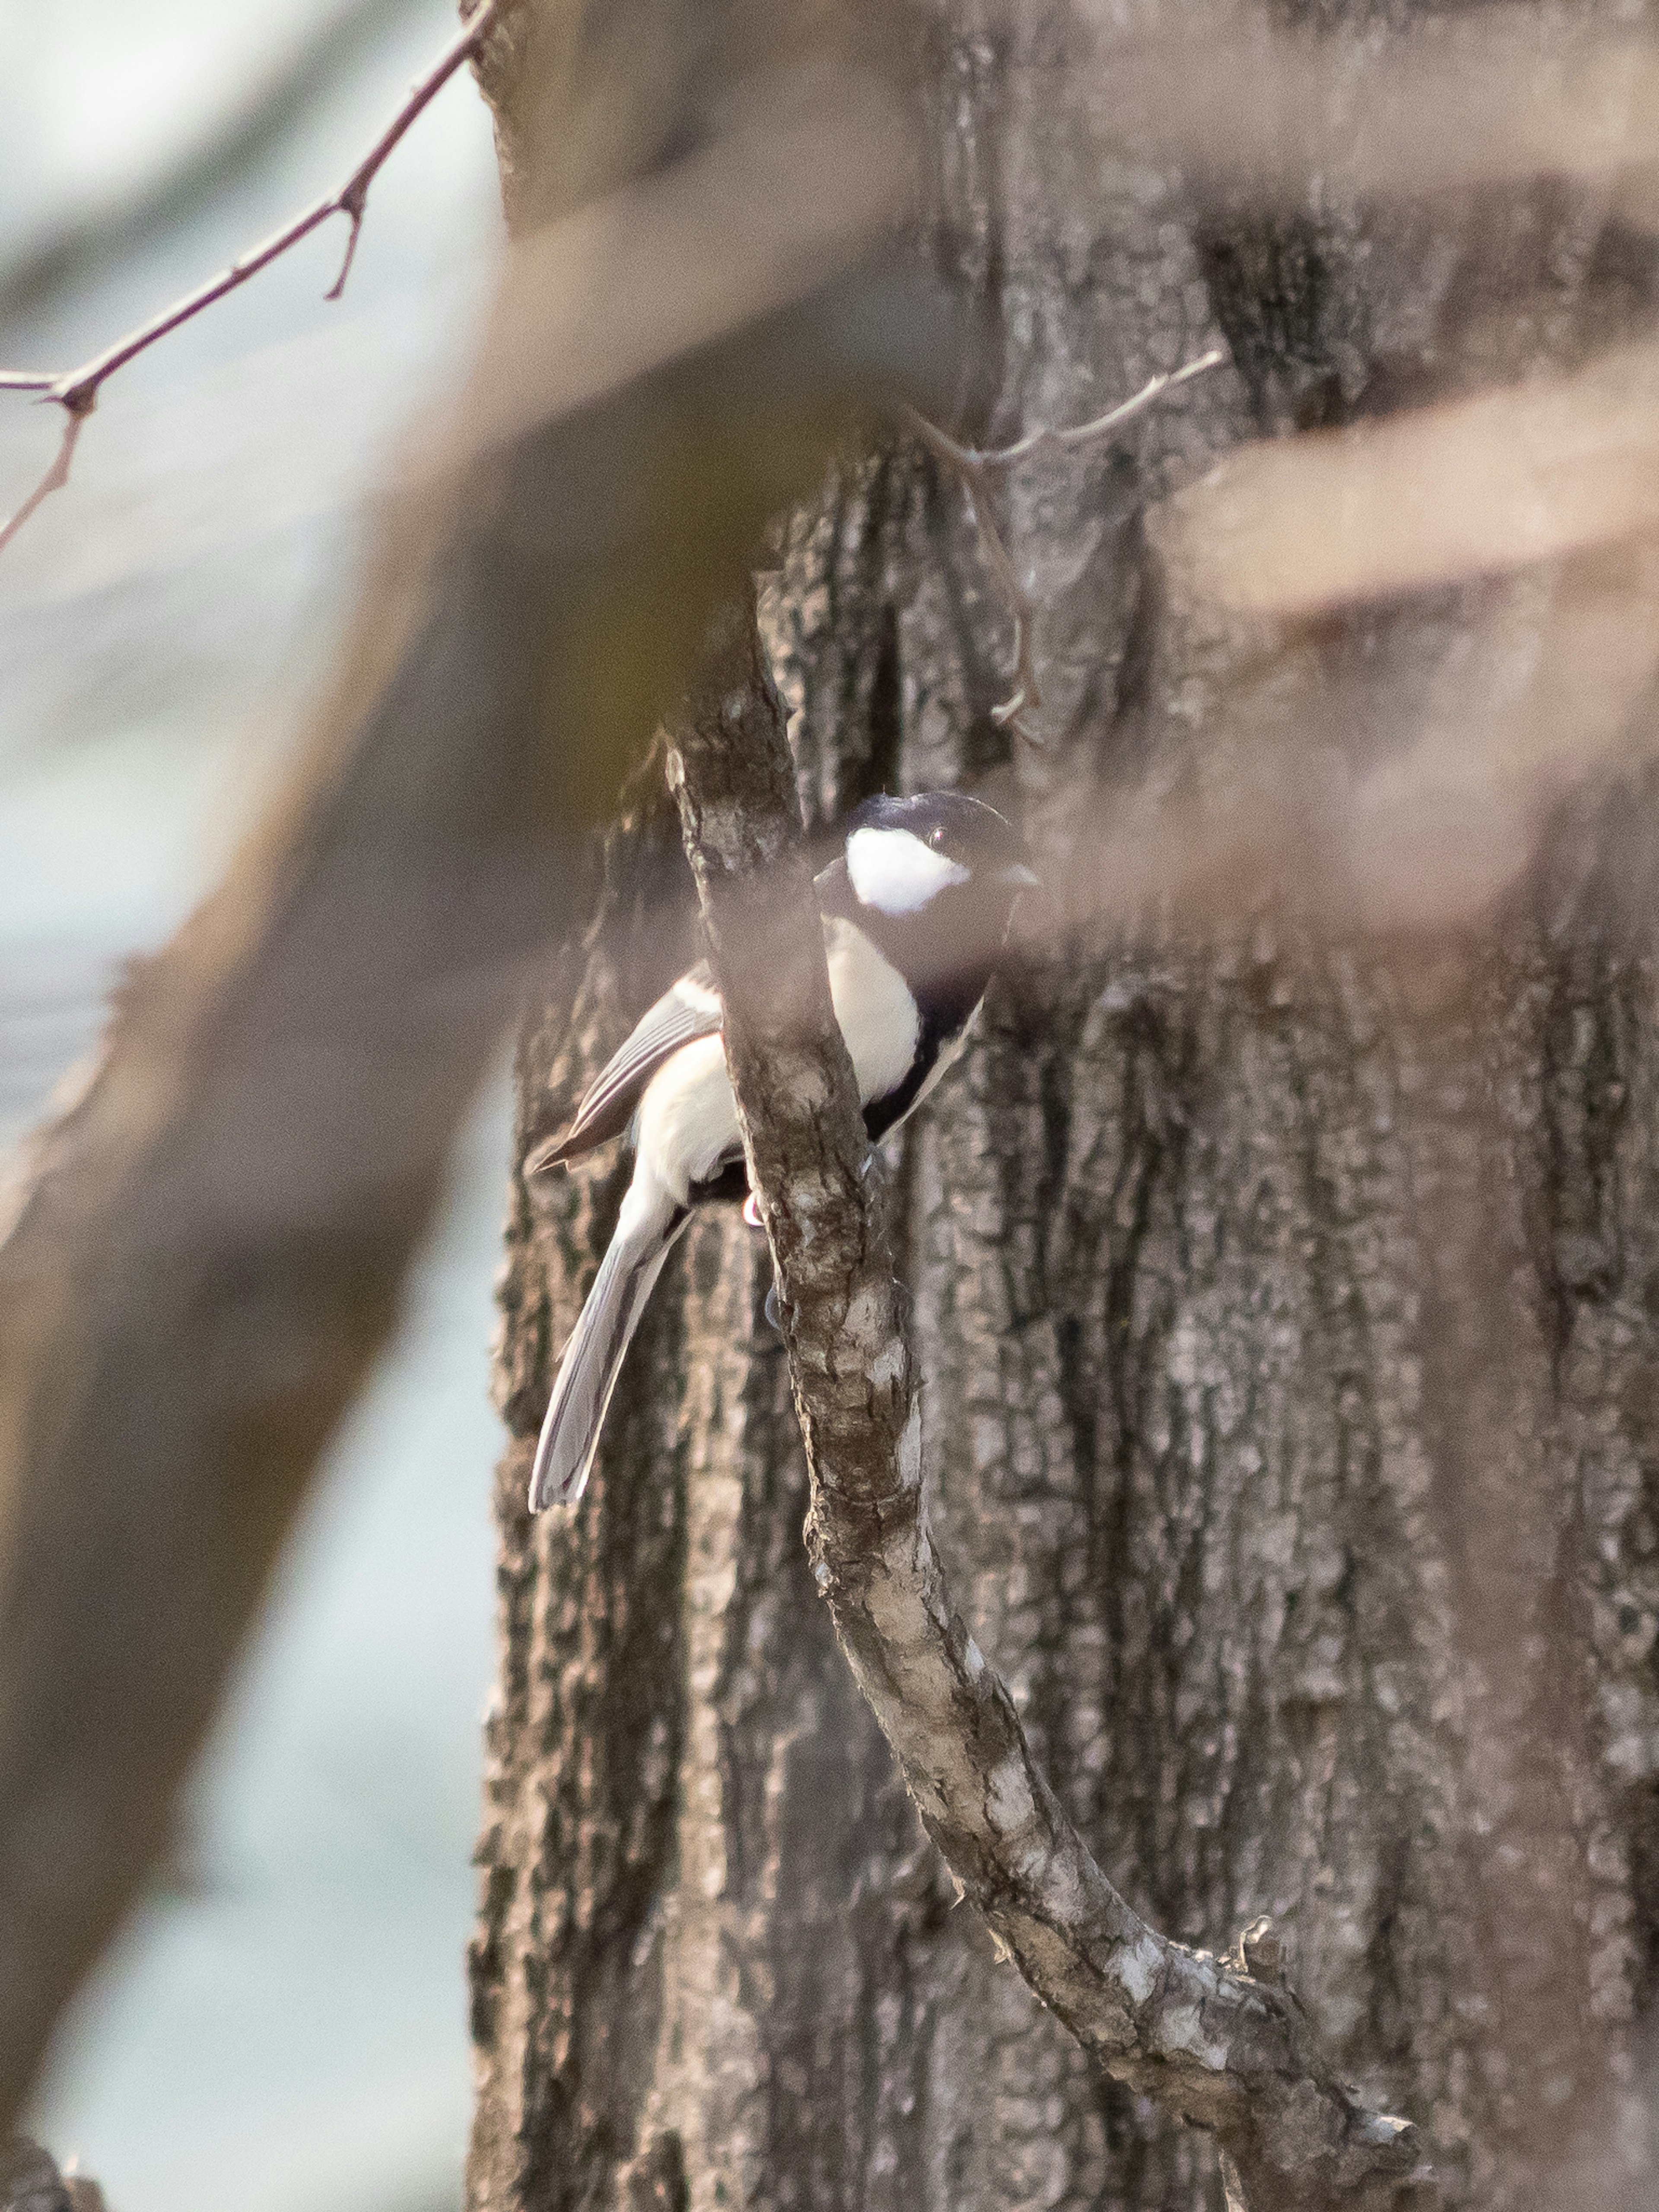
824 916 921 1104
633 920 923 1205
635 1035 739 1201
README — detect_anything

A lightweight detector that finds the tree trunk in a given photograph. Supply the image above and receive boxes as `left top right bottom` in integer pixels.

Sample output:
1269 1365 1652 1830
467 5 1659 2207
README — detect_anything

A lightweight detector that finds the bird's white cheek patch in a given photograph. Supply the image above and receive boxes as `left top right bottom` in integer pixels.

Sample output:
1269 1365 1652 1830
676 976 722 1019
846 826 969 915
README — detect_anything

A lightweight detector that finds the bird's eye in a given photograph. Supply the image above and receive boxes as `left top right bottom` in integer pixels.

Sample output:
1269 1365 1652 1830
929 827 947 851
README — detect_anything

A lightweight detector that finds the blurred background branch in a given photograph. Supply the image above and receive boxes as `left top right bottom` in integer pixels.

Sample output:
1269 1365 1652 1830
0 0 432 324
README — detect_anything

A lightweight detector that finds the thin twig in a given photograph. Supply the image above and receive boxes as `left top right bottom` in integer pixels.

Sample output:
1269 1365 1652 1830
0 0 502 553
0 406 89 557
904 347 1226 744
962 346 1226 469
903 413 1035 734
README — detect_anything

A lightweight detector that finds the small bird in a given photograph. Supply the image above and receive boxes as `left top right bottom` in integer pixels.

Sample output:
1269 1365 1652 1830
527 790 1038 1510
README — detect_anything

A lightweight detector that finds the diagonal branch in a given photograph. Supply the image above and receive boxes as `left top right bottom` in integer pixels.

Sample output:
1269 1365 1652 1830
0 0 503 553
902 347 1224 744
666 591 1431 2212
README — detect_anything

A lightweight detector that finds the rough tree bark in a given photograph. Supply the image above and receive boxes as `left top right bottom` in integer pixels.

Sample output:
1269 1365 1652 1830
470 5 1659 2209
658 593 1423 2212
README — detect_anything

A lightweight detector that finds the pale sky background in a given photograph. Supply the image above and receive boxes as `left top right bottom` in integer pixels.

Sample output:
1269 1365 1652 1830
0 5 511 2208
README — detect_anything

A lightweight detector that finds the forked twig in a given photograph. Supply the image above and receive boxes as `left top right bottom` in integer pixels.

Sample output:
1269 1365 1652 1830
904 347 1226 744
0 403 90 557
0 0 502 554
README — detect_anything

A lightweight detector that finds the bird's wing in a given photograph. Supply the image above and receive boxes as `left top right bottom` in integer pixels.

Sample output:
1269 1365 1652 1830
529 962 724 1172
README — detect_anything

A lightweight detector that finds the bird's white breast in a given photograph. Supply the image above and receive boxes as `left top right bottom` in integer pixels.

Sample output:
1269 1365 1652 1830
635 1034 740 1202
825 915 919 1103
634 918 919 1202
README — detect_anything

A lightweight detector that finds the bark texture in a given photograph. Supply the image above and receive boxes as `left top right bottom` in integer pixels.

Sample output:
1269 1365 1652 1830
470 5 1659 2208
660 596 1421 2212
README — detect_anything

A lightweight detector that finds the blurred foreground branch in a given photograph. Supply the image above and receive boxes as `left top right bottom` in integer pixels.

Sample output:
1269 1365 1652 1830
0 0 432 322
1139 337 1659 932
1162 340 1659 616
0 0 504 555
1087 4 1659 216
0 2136 105 2212
667 596 1428 2212
0 24 935 2132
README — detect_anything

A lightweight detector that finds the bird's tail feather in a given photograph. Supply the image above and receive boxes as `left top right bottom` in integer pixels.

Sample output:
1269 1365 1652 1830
530 1175 689 1510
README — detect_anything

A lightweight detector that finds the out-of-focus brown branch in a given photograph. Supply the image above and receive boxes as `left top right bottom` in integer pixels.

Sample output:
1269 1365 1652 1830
1109 337 1659 937
1081 6 1659 217
902 350 1224 743
667 598 1427 2212
1160 340 1659 617
0 0 504 556
1 2135 105 2212
0 22 934 2133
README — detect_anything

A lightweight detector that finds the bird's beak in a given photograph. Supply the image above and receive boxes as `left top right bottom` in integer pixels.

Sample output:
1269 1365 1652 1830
1001 862 1041 891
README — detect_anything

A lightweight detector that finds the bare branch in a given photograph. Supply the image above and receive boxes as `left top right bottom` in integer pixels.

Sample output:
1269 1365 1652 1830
325 182 371 304
0 0 502 551
903 349 1225 743
0 0 440 327
903 410 1042 739
945 346 1227 470
667 594 1430 2212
